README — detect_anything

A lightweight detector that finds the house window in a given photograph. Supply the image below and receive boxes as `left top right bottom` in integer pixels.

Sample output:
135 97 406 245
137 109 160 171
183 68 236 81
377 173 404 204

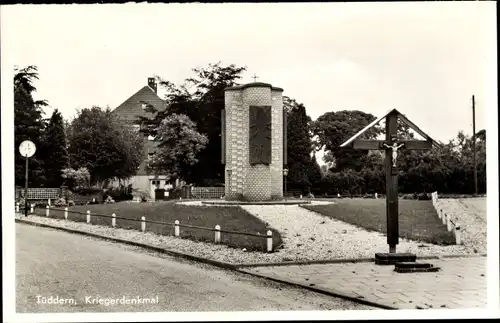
131 124 140 132
141 103 147 111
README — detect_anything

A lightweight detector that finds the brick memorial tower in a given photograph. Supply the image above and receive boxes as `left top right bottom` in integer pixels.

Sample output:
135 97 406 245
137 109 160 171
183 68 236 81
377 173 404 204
221 82 286 201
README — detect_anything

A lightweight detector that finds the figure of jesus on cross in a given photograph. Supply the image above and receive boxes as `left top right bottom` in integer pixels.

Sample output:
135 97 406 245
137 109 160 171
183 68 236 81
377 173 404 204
383 140 405 167
252 73 259 82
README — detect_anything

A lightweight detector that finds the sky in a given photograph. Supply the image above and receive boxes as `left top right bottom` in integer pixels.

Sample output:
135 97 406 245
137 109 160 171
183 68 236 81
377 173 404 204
1 2 497 145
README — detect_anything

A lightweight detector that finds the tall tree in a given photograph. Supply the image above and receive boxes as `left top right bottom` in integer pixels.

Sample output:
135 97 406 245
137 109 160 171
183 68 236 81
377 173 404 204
40 109 69 187
67 106 145 187
148 114 208 185
312 110 381 172
14 66 48 187
138 62 247 185
286 98 315 192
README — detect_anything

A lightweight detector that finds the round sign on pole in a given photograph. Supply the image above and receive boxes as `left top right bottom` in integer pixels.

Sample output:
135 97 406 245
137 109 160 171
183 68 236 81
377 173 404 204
19 140 36 158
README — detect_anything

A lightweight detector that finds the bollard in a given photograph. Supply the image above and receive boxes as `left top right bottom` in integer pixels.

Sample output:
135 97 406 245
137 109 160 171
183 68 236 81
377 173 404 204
141 216 146 232
455 224 461 245
16 203 19 212
46 205 50 217
438 208 442 220
300 194 303 199
266 230 273 252
447 215 452 232
375 193 378 199
215 225 221 243
48 198 51 206
30 204 34 214
86 210 91 224
64 207 68 220
174 220 180 237
112 213 116 228
441 210 446 224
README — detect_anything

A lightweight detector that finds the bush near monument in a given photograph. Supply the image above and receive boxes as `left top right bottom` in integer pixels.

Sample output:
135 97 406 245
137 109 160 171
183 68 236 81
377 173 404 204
33 201 282 251
302 199 456 245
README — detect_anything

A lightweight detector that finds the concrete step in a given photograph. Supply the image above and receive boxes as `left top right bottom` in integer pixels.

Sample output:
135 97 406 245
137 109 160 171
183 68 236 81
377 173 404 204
375 252 417 265
394 262 441 273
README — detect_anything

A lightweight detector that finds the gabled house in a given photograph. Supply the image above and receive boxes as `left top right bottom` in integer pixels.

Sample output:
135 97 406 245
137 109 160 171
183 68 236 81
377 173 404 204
111 77 176 199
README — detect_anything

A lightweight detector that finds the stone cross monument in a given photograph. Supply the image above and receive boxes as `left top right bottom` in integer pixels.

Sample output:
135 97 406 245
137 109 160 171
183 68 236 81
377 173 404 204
221 82 286 201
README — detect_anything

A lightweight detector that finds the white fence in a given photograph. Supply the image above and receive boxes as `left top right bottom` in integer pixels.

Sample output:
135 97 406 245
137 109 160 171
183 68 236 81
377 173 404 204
191 187 225 199
16 188 61 200
431 191 461 245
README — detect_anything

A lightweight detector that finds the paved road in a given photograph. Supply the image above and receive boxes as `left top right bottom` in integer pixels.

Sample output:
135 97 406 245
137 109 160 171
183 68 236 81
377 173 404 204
16 223 373 312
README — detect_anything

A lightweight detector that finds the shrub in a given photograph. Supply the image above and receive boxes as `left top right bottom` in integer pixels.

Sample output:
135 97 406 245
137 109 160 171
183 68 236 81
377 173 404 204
105 185 133 202
104 195 115 204
54 197 67 207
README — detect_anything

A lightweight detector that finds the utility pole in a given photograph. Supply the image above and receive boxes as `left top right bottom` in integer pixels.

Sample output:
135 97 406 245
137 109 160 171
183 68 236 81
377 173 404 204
472 95 478 195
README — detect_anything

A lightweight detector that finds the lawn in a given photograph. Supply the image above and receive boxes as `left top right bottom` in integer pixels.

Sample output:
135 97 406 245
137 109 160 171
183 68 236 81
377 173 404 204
302 199 456 245
32 201 282 252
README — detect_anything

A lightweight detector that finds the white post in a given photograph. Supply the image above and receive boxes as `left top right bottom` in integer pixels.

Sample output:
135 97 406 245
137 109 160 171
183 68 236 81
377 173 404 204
86 210 91 224
447 215 452 232
174 220 180 237
141 216 146 232
441 210 446 224
30 204 34 214
375 193 378 199
455 224 461 245
215 225 221 243
437 208 442 219
64 207 68 220
267 230 273 252
300 194 303 199
112 213 116 228
48 198 51 206
16 203 19 212
46 205 50 217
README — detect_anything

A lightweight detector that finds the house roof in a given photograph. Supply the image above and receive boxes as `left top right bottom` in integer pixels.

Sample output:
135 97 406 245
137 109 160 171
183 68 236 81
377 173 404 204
111 85 166 124
340 108 442 149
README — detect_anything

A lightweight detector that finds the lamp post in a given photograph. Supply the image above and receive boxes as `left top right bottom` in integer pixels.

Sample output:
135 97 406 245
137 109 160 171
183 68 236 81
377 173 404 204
283 168 289 201
19 140 36 217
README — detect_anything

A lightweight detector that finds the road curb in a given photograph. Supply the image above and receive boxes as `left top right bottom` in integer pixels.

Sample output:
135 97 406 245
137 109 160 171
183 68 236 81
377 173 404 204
235 258 374 268
15 218 237 270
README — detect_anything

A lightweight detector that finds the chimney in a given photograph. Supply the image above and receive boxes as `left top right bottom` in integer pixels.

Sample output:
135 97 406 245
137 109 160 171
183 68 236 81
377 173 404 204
148 77 157 94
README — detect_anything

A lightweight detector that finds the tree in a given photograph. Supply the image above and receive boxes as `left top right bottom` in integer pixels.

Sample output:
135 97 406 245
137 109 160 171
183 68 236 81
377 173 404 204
308 153 323 194
138 62 247 185
40 109 69 187
148 114 208 185
14 65 48 187
286 98 315 192
312 110 381 172
67 106 145 187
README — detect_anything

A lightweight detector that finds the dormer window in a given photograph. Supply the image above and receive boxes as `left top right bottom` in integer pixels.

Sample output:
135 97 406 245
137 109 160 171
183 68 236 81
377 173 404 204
141 103 147 111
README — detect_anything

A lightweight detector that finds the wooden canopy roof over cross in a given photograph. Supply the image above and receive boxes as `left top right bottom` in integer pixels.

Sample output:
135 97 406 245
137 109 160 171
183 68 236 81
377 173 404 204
340 108 442 254
340 108 442 150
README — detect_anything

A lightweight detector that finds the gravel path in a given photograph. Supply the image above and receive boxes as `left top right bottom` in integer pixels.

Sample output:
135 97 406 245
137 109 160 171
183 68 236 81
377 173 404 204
16 198 481 265
433 198 487 254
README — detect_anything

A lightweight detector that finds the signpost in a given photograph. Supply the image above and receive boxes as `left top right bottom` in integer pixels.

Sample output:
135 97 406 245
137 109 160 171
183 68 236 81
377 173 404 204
341 109 440 253
19 140 36 217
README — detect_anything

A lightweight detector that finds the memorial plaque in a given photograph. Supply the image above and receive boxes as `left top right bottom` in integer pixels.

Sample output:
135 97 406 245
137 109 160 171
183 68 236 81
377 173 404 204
249 105 272 165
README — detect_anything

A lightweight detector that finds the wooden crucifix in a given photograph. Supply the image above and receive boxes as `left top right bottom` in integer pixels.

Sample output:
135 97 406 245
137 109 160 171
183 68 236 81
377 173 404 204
340 109 441 253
